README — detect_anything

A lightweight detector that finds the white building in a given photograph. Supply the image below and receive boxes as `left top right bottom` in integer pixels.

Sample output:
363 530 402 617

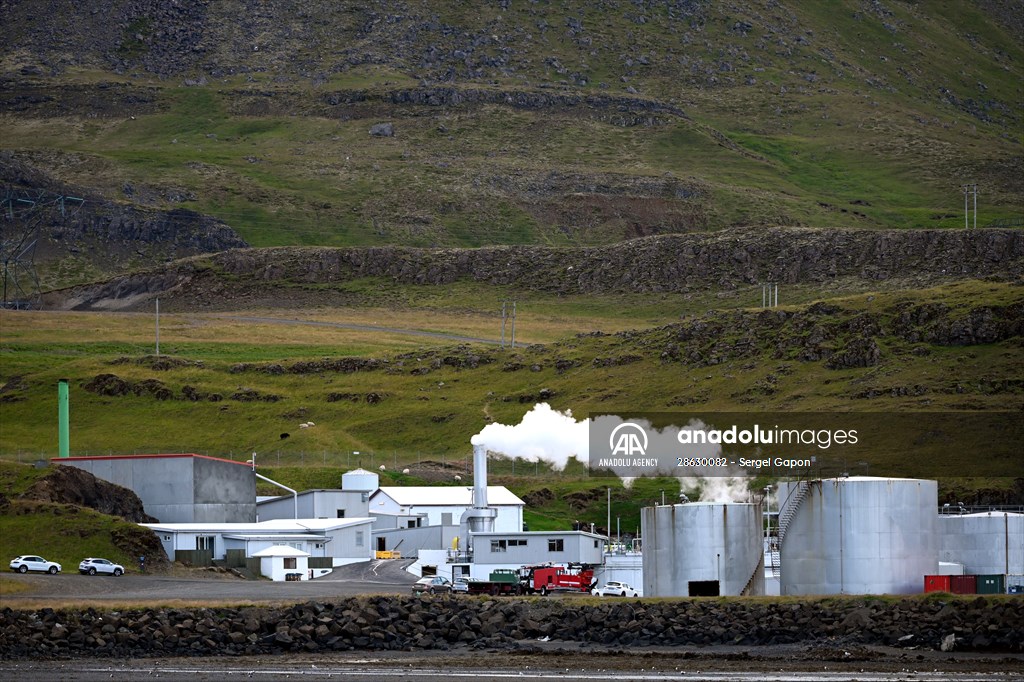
143 517 375 570
257 489 370 522
251 545 311 581
369 486 525 532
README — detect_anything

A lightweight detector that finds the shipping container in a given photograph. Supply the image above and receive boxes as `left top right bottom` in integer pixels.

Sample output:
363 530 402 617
976 574 1005 595
950 574 977 594
924 575 951 593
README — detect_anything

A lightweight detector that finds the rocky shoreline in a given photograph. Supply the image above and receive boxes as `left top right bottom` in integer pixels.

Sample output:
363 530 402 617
2 595 1020 660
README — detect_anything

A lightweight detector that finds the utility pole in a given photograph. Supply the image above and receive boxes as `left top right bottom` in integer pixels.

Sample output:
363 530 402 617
501 300 517 348
963 184 978 228
155 297 160 356
501 301 507 349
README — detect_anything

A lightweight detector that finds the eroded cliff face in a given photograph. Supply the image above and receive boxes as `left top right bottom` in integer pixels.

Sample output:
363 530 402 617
47 227 1024 311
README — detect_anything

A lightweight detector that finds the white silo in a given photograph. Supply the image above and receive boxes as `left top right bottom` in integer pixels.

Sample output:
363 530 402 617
939 511 1024 576
642 501 764 597
778 476 937 595
341 467 379 493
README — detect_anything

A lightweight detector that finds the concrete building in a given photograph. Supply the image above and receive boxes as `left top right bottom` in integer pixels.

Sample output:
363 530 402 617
416 530 607 581
257 489 370 522
57 453 255 523
143 517 375 569
369 485 525 532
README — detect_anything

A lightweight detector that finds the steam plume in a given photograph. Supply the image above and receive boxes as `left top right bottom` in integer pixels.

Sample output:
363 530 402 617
471 403 588 470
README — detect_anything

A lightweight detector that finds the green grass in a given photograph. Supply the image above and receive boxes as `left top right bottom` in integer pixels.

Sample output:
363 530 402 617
1 281 1020 475
0 499 147 573
4 0 1022 265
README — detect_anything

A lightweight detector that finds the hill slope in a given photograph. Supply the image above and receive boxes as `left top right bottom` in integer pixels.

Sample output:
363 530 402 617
1 1 1022 289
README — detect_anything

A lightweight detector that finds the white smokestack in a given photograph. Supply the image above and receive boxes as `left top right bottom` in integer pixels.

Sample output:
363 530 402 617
471 442 488 508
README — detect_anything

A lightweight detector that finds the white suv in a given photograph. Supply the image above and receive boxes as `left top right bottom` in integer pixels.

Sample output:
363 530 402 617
79 558 125 576
10 555 62 574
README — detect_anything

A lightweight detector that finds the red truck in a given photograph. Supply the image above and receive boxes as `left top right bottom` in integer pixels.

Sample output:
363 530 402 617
518 563 597 595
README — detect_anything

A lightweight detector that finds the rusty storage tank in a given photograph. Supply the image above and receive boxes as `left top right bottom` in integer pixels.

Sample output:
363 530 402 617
642 501 764 597
938 511 1024 576
778 476 937 595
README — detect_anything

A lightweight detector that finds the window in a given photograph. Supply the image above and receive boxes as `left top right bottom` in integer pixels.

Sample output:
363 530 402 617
361 492 369 503
197 536 215 551
337 509 345 518
548 539 564 552
490 539 527 553
283 557 297 569
355 531 364 547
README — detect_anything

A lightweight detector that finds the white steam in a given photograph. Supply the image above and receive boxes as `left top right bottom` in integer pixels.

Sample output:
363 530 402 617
471 403 588 469
471 407 757 501
676 419 753 503
678 475 752 503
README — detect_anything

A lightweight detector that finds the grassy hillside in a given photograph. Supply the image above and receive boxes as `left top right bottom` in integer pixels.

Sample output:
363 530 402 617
1 1 1021 289
2 280 1020 466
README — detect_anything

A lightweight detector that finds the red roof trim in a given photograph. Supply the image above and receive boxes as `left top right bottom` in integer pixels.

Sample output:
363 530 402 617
50 453 252 467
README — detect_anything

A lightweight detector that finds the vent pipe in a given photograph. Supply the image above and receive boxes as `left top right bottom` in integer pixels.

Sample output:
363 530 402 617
58 379 69 458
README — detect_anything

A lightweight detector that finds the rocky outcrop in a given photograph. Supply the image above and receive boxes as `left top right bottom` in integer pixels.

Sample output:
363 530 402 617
23 465 157 524
0 595 1020 660
0 154 248 286
47 227 1024 311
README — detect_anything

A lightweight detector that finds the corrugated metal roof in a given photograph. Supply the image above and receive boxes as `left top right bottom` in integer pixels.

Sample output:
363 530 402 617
143 517 373 532
372 486 525 506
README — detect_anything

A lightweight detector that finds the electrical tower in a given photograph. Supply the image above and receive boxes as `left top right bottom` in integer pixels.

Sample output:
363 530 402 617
1 187 84 309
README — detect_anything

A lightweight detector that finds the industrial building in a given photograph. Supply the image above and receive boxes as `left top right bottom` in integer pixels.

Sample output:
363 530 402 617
257 489 370 522
58 453 255 523
369 485 525 532
143 517 376 579
53 446 1020 594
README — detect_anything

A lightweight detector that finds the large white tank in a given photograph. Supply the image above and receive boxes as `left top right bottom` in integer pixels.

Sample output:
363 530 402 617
778 476 937 595
939 512 1024 575
341 468 379 492
642 502 764 597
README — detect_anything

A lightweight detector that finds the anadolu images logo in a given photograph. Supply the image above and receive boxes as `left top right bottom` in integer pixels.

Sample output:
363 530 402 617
609 422 648 456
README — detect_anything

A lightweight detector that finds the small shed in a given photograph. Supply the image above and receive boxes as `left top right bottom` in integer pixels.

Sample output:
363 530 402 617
251 545 310 581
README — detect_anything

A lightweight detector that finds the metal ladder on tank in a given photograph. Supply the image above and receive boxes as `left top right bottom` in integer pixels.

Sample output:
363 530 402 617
772 479 811 579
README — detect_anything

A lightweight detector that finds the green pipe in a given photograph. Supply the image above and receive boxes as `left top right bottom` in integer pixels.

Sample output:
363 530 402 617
58 379 69 458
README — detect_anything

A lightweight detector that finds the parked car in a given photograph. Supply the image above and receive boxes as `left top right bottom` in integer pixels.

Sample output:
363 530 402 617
411 576 452 595
78 558 125 576
451 576 481 594
9 555 62 574
592 581 642 597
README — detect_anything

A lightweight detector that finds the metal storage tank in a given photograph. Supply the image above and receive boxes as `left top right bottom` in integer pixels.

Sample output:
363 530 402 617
642 502 764 597
341 468 379 493
778 476 938 595
938 512 1024 576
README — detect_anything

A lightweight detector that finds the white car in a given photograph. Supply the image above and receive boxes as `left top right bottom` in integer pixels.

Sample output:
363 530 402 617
592 581 642 597
79 557 125 576
10 555 62 574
